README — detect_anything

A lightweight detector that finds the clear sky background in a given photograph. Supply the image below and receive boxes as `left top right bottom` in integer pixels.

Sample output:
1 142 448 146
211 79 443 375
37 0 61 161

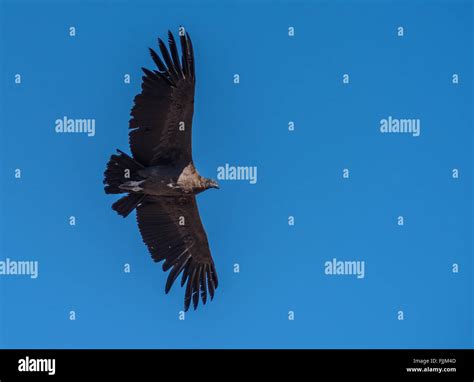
0 0 472 348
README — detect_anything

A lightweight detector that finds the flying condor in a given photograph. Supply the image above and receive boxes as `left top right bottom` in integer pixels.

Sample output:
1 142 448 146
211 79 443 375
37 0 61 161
104 28 219 312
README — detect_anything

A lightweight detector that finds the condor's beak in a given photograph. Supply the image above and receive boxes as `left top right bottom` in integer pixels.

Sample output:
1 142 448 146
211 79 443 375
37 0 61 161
210 180 220 189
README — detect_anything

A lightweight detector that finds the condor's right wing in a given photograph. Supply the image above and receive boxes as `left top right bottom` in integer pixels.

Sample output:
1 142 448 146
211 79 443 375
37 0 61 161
129 30 196 166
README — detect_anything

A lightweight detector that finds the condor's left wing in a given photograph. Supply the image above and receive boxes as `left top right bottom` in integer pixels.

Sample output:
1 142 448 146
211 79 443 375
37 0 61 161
136 195 218 311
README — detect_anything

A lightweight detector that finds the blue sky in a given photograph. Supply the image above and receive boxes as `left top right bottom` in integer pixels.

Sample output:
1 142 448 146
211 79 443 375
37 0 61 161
0 0 472 348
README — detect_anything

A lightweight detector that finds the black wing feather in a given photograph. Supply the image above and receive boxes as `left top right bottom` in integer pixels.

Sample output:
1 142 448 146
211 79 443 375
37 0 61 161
206 265 215 300
149 48 168 73
184 268 196 312
158 38 180 82
192 266 201 310
186 32 195 78
165 254 191 294
180 32 189 76
168 30 183 77
200 267 207 305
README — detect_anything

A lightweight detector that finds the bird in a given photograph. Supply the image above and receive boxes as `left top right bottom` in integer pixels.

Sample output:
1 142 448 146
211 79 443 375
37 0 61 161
103 29 219 312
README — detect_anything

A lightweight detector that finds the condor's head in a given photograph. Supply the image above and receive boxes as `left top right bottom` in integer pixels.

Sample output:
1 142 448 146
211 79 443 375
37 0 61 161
198 177 219 193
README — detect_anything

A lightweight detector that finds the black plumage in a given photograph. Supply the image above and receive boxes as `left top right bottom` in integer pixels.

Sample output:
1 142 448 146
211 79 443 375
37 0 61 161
103 29 219 311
